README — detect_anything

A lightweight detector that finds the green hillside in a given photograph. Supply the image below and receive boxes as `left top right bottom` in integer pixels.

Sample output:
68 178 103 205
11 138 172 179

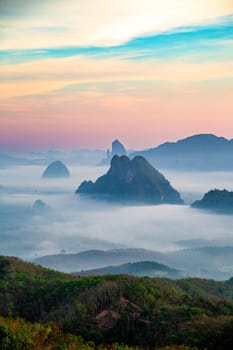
76 261 182 278
1 256 233 349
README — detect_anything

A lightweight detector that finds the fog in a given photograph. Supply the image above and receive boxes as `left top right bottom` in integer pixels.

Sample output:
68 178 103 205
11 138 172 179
1 164 233 263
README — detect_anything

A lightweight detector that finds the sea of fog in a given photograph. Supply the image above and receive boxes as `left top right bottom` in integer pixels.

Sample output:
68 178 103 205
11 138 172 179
1 164 233 259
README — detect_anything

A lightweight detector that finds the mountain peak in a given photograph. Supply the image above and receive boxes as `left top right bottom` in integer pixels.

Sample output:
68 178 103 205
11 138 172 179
131 133 233 170
177 133 228 146
111 139 127 157
42 160 70 178
191 189 233 212
77 155 183 204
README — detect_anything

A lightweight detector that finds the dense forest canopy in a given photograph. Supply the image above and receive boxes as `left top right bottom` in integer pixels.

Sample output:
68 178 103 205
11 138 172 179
1 256 233 349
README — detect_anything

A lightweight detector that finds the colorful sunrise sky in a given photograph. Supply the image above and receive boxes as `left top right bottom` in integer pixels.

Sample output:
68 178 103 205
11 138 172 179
0 0 233 152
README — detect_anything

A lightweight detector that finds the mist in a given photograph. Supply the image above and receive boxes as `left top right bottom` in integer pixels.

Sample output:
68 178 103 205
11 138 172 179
1 164 233 264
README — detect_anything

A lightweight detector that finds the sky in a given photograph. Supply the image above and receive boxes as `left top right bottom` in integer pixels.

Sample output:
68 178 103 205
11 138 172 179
0 0 233 152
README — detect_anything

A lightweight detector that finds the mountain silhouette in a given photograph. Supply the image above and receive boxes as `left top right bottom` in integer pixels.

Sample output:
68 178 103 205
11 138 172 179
42 160 70 178
77 155 183 204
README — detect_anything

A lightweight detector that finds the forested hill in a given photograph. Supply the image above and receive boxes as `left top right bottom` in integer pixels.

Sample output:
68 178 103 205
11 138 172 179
1 255 233 349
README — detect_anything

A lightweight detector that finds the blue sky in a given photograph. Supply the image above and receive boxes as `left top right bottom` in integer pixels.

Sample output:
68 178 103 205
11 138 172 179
1 15 233 65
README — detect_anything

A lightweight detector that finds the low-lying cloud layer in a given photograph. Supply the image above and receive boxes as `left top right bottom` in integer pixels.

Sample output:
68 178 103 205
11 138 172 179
1 164 233 260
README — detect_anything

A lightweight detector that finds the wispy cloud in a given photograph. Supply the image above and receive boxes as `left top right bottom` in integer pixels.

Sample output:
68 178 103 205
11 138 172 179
1 54 233 98
0 0 233 50
1 16 233 65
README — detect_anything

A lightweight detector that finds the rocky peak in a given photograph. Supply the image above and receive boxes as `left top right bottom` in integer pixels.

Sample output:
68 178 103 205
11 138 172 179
77 155 183 204
111 139 126 157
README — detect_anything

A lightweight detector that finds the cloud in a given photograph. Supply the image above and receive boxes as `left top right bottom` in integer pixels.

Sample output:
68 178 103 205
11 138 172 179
0 54 233 99
2 164 233 261
1 17 233 66
0 0 232 50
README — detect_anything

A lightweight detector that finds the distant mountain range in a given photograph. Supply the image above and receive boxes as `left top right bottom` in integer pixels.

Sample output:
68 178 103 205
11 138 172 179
34 246 233 280
2 133 233 170
131 134 233 170
74 260 182 279
0 149 105 167
33 248 168 272
0 152 30 167
77 155 183 204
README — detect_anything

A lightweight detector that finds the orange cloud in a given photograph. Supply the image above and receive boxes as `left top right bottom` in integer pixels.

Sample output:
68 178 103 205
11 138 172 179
1 56 233 99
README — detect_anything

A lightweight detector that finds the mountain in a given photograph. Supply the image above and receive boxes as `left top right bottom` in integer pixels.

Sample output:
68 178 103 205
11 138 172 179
131 134 233 170
0 152 30 167
31 148 106 166
77 155 183 204
101 139 127 164
31 199 49 214
33 246 233 280
33 248 168 272
74 260 182 278
111 139 127 157
191 189 233 212
2 255 233 349
42 160 70 178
